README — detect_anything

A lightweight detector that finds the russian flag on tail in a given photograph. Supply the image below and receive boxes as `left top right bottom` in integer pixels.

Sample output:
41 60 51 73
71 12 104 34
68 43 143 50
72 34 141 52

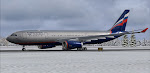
109 10 130 33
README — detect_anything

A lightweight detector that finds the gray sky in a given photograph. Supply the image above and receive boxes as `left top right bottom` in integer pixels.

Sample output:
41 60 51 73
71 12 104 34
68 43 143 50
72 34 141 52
1 0 150 40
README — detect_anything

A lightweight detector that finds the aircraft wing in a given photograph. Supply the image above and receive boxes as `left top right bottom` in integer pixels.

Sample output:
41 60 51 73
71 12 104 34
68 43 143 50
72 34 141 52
127 28 148 34
57 28 148 42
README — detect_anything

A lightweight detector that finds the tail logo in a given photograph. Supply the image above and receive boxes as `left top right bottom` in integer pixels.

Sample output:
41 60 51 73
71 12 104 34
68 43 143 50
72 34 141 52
110 10 130 33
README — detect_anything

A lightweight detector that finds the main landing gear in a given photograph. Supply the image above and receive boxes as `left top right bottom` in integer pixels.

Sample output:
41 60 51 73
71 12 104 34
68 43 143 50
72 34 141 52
77 47 87 51
22 45 26 51
62 47 87 51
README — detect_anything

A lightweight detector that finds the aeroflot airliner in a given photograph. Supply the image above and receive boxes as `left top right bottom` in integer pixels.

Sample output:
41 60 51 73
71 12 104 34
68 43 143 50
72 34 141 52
6 10 148 51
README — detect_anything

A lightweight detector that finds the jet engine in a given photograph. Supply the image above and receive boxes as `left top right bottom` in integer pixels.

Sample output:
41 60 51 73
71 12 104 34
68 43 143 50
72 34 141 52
38 45 56 49
62 41 82 50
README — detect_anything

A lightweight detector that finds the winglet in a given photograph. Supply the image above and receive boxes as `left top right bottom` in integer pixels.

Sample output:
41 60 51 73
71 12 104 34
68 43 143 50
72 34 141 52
141 28 148 33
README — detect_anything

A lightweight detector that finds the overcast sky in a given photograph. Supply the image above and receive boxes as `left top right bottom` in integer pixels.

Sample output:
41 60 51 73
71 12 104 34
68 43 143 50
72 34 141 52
1 0 150 40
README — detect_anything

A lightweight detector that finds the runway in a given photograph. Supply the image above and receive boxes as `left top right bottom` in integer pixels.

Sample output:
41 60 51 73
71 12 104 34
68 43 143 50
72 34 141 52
0 49 150 52
1 46 150 73
0 46 150 52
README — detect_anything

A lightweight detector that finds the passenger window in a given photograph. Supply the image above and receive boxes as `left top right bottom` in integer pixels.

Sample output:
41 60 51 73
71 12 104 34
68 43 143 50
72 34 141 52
11 34 17 36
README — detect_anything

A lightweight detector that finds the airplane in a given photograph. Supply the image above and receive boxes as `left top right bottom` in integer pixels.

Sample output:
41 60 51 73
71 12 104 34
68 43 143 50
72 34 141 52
6 10 148 51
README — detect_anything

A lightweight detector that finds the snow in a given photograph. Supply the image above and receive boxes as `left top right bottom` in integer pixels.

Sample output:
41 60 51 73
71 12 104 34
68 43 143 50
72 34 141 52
0 46 150 50
0 46 150 73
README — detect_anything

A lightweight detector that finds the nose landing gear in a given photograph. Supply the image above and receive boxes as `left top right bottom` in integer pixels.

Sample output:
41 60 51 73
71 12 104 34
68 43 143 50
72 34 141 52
22 45 26 51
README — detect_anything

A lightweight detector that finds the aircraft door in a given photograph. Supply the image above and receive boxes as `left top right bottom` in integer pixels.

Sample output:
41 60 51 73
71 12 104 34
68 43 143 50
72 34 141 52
45 32 49 42
21 32 27 42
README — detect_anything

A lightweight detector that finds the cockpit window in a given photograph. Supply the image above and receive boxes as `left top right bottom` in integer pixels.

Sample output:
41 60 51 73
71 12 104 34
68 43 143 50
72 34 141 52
11 33 17 36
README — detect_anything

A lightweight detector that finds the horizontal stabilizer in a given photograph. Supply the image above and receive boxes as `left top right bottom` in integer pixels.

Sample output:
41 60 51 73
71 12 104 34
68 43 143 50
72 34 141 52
127 28 148 34
141 28 148 33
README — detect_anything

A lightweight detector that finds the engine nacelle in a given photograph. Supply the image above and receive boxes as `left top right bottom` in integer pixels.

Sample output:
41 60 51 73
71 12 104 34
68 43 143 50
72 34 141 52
38 45 56 49
62 41 82 49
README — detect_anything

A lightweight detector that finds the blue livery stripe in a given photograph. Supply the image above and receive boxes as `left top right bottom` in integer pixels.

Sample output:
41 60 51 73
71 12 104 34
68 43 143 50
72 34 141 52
124 17 128 19
114 10 129 24
109 10 130 33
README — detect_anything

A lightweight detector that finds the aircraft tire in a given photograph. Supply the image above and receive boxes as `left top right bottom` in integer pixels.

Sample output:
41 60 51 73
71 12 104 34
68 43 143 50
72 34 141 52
83 47 87 50
77 48 86 51
22 48 26 51
77 48 81 51
62 48 68 51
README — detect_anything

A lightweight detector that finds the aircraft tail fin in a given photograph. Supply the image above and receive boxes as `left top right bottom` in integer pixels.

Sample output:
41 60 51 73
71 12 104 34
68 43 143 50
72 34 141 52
109 10 130 33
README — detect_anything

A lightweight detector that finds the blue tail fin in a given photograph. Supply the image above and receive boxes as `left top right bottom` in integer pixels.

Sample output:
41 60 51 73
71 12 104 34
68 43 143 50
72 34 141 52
109 10 130 33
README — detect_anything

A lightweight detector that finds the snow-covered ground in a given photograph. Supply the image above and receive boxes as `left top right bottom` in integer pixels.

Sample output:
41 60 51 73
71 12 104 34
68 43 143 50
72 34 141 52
0 46 150 73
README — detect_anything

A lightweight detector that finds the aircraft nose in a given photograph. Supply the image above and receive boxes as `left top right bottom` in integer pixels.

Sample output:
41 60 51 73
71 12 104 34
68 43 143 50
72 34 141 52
6 36 12 42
